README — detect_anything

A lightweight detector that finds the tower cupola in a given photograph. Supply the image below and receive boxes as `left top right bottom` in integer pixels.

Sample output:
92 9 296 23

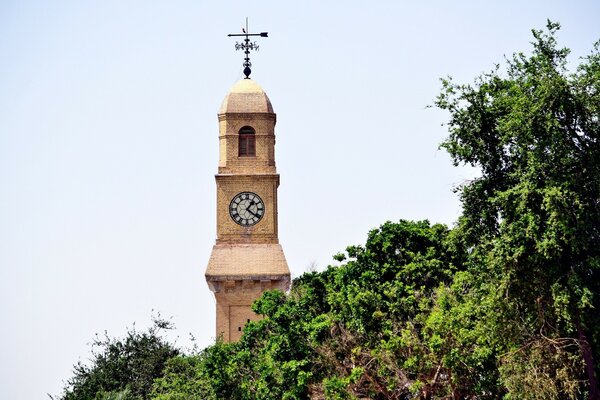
217 79 277 175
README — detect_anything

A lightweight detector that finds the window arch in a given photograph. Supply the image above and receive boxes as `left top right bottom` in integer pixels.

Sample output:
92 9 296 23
238 126 256 156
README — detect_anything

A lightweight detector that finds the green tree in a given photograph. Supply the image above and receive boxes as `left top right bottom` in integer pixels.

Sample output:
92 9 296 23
150 352 218 400
435 21 600 398
58 316 179 400
320 220 482 398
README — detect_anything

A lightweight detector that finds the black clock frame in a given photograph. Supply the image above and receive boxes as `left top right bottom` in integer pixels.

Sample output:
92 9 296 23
229 191 265 226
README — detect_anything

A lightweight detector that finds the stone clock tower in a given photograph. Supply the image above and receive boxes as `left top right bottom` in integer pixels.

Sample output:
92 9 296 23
205 78 291 342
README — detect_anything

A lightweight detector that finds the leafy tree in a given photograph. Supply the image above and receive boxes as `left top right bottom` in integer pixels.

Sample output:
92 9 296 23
57 316 179 400
150 353 218 400
320 220 469 398
435 20 600 398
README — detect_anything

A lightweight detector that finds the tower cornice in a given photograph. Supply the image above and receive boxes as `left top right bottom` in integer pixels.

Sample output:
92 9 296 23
218 113 276 123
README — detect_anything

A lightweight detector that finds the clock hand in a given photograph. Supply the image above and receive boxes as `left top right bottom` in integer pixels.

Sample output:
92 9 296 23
237 200 252 218
245 200 256 215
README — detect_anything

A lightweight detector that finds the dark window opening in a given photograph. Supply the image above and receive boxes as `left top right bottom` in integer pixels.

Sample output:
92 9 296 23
239 126 256 156
238 326 242 332
247 319 250 323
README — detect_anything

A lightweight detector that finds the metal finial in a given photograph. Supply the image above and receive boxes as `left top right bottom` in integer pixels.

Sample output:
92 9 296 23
227 18 268 79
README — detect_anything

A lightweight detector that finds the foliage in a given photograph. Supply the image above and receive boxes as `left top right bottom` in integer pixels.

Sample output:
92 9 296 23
150 354 217 400
435 20 600 398
58 316 179 400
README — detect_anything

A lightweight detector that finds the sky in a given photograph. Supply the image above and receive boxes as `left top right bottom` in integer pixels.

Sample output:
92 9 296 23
1 1 599 398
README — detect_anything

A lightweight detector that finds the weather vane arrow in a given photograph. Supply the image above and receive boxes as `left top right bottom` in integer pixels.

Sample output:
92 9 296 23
228 18 268 79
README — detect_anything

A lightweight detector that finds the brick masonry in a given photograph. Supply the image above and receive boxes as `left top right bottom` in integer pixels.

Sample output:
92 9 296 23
205 79 291 342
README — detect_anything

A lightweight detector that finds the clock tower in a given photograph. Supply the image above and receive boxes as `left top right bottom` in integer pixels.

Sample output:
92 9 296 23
205 78 291 342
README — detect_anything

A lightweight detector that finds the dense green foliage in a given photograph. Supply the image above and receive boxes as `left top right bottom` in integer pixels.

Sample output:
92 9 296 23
57 317 179 400
435 21 600 398
58 22 600 399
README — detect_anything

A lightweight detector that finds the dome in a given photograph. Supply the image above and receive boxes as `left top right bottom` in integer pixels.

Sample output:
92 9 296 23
219 79 274 114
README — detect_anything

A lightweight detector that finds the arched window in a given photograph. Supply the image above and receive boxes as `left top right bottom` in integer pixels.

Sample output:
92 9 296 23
238 126 256 156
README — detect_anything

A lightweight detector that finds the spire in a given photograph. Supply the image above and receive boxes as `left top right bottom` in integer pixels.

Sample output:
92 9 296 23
227 18 268 79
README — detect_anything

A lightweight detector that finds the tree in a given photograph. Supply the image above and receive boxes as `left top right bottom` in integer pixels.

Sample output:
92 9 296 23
57 316 179 400
435 21 600 398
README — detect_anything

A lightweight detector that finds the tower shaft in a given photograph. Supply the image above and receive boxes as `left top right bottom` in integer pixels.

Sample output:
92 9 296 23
205 79 290 342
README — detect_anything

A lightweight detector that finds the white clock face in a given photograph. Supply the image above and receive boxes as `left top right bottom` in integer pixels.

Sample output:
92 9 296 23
229 192 265 226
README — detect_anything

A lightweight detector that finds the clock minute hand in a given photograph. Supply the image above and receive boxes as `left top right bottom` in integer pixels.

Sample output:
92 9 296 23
246 200 261 217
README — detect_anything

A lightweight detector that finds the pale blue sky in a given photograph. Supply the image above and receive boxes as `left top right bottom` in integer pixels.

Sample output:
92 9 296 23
1 1 599 398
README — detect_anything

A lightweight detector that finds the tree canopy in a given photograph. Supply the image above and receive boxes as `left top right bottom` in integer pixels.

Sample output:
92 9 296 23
436 20 600 398
56 316 179 400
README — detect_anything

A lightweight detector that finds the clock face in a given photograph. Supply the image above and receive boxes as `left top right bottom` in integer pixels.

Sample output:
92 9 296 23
229 192 265 226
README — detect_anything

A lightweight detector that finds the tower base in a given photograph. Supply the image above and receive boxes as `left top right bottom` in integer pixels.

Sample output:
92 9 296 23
205 243 290 342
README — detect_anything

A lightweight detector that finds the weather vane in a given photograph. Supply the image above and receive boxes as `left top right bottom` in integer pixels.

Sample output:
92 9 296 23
228 18 268 79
